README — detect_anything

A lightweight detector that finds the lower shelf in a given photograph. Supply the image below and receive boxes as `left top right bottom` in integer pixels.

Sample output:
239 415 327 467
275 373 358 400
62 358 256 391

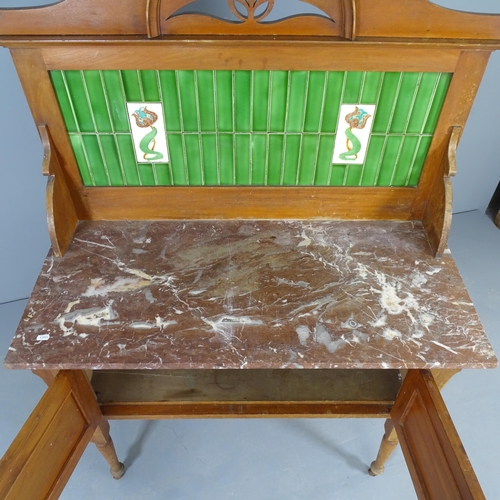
92 369 402 419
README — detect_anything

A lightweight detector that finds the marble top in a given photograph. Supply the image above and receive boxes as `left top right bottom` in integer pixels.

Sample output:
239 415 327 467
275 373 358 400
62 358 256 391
4 220 497 370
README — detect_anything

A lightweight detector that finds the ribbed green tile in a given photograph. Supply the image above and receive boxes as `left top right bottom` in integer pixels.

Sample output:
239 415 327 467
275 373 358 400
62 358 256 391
282 135 301 185
343 72 364 104
253 71 270 132
219 134 234 184
267 135 284 185
155 164 171 185
197 71 216 133
51 71 77 133
216 71 233 133
361 136 386 186
167 134 187 185
321 72 345 133
102 71 130 133
372 72 402 133
314 135 336 185
52 69 452 189
360 72 383 104
408 136 433 185
83 71 113 133
286 72 308 133
298 135 319 185
330 165 346 186
270 71 288 132
138 164 156 186
423 73 452 134
304 71 326 133
140 71 160 101
121 71 143 102
64 71 95 132
81 135 108 185
116 135 140 185
178 71 198 132
99 135 124 185
201 134 218 185
68 135 93 185
251 134 267 185
159 71 181 132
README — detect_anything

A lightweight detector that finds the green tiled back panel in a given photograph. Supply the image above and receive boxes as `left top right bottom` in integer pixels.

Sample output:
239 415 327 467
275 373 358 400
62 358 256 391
50 70 451 187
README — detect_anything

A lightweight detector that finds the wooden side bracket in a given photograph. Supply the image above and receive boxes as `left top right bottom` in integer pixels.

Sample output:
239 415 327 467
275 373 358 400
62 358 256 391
423 126 461 258
39 125 78 257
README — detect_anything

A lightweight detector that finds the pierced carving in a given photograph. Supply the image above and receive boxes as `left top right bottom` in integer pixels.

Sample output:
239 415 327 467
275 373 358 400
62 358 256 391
229 0 275 23
163 0 343 36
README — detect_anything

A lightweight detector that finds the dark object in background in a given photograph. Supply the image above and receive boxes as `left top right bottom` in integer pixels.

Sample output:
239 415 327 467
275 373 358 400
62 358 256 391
486 180 500 228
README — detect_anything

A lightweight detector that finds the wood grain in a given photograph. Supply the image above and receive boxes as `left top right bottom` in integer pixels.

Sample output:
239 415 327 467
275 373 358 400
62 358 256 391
391 370 485 500
39 125 78 257
0 371 101 500
80 186 418 221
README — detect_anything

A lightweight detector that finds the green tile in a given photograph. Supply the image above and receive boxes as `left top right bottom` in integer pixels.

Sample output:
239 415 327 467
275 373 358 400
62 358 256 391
372 72 402 133
159 71 181 132
178 71 198 132
64 71 95 132
83 71 113 133
392 136 419 186
219 134 234 184
235 71 251 132
361 136 385 186
197 71 216 132
102 71 130 132
100 135 124 185
390 73 421 133
138 164 156 186
267 134 284 185
184 134 203 184
424 73 452 134
121 71 143 101
408 136 433 186
155 164 171 185
343 72 364 104
376 136 403 186
140 70 160 101
202 134 218 185
406 73 440 134
361 72 383 104
322 72 344 133
216 71 233 133
345 164 363 186
116 135 140 185
286 71 308 133
251 134 267 185
304 71 326 133
282 135 301 185
314 135 335 185
298 135 319 185
235 134 251 184
330 165 346 186
253 71 270 132
51 71 77 133
167 134 187 185
81 135 109 185
69 135 93 185
270 71 288 132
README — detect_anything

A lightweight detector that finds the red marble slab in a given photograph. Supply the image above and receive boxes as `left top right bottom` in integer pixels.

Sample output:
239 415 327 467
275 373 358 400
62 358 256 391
4 220 497 370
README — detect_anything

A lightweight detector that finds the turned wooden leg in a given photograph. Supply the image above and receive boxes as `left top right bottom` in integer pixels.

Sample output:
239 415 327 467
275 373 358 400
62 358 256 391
91 418 125 480
368 419 399 476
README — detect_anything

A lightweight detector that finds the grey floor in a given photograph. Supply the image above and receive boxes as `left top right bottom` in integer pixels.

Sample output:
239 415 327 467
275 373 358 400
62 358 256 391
0 211 499 500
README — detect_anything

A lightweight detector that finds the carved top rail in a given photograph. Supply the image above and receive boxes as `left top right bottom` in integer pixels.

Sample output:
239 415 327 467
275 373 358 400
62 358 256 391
0 0 499 43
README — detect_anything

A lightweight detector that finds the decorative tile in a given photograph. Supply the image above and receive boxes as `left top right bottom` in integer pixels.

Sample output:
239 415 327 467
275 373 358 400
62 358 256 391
126 102 169 163
332 104 376 165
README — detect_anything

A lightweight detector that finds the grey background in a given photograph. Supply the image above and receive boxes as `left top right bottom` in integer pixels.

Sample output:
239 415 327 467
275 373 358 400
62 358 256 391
0 0 499 303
